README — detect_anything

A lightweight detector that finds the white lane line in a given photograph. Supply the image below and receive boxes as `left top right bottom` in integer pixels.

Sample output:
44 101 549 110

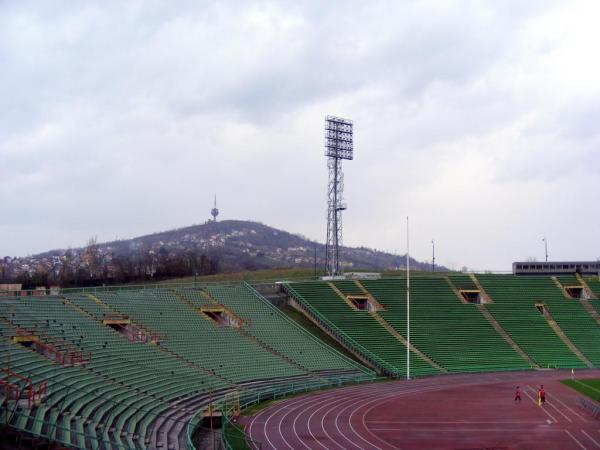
524 385 573 423
262 409 280 450
248 403 273 450
249 371 591 450
285 385 378 450
248 383 370 450
291 393 333 450
355 383 457 450
310 389 375 450
546 400 574 423
565 429 588 450
523 388 558 423
325 390 380 450
332 382 441 450
332 392 387 450
370 428 563 432
338 391 385 450
574 380 600 396
339 383 449 450
252 381 408 450
265 393 327 450
367 420 544 424
582 430 600 448
549 392 589 422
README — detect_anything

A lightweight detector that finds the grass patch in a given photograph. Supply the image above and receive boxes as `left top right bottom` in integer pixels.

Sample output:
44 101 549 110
222 422 251 450
242 397 287 417
562 378 600 402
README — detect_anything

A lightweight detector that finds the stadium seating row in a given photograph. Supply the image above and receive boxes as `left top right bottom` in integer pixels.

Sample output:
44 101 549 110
0 284 370 449
286 274 600 376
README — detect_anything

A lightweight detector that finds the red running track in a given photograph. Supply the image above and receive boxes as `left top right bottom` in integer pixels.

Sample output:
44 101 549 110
246 370 600 450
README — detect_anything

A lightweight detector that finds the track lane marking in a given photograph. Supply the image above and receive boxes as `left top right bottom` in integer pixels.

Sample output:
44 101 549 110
355 383 461 450
369 428 564 432
526 385 573 423
249 383 374 450
548 391 589 422
248 370 600 449
327 391 377 450
285 385 377 450
308 388 376 450
582 430 600 448
573 380 600 396
292 393 335 450
565 429 588 450
523 386 558 423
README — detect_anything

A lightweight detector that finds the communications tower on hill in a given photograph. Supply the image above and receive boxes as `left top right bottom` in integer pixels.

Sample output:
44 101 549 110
211 195 219 222
324 115 353 277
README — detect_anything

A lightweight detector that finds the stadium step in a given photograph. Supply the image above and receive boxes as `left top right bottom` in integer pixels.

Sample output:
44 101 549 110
327 282 358 309
543 312 593 368
576 273 599 299
153 345 238 388
282 285 391 374
551 276 577 299
578 297 600 327
444 275 469 304
553 274 600 326
476 304 539 369
353 281 386 310
468 274 494 303
86 293 112 310
370 313 446 372
169 288 200 312
237 327 317 379
61 297 98 322
286 299 380 371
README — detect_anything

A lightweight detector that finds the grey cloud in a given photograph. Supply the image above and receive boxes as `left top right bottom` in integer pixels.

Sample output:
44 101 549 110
1 0 598 270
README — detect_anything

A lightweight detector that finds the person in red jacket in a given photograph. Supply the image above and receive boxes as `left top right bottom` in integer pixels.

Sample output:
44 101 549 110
514 386 522 402
538 385 546 405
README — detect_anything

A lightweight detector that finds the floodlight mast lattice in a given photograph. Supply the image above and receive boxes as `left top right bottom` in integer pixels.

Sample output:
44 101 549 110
324 115 353 277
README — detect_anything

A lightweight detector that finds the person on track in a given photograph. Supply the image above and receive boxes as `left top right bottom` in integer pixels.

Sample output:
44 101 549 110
514 386 522 402
538 385 546 405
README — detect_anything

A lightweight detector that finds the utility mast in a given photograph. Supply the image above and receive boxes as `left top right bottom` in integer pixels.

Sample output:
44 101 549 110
211 195 219 222
324 116 353 277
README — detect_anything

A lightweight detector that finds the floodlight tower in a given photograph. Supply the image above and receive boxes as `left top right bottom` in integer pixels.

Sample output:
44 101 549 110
324 115 353 277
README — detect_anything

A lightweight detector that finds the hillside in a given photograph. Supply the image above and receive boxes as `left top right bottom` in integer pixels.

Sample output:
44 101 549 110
1 220 442 286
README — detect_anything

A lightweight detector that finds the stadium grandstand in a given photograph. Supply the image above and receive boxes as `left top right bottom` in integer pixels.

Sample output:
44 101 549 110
1 272 600 448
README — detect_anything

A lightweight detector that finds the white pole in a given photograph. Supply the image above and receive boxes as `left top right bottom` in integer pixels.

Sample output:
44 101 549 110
406 216 410 380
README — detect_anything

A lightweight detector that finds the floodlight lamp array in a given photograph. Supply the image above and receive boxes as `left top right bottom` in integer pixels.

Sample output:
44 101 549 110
324 116 353 160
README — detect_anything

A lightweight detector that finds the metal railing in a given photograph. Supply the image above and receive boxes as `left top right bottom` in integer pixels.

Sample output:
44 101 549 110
185 374 376 450
577 396 600 419
243 282 375 377
0 270 522 297
282 282 403 377
0 405 132 449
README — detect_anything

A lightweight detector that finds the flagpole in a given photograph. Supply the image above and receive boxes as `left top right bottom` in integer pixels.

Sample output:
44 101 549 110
406 216 410 381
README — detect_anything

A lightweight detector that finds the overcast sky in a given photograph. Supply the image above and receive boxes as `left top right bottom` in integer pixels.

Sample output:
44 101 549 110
1 1 599 270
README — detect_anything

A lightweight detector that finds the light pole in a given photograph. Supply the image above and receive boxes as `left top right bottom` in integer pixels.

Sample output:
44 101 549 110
313 244 317 279
431 239 435 272
542 237 548 262
406 216 410 381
